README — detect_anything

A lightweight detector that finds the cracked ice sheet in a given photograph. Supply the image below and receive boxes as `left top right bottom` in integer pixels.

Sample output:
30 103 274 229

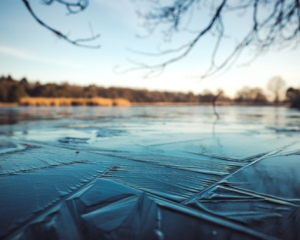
0 141 265 239
0 140 248 237
30 130 296 160
186 154 300 239
1 106 300 240
0 145 136 239
225 154 300 199
101 160 222 202
0 163 104 239
9 178 275 240
9 127 299 164
142 133 298 161
0 143 111 175
96 152 248 202
187 185 300 239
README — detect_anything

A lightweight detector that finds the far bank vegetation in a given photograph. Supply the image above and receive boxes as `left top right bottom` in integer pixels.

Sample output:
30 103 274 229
1 75 299 108
19 97 130 107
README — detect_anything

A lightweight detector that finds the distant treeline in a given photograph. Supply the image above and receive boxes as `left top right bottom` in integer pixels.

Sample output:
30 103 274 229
0 75 299 107
0 75 231 103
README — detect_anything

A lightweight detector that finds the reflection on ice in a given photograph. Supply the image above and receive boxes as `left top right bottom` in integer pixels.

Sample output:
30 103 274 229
0 106 299 239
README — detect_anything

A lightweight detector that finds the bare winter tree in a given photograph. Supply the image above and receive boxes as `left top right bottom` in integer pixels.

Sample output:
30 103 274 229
22 0 100 48
267 76 286 103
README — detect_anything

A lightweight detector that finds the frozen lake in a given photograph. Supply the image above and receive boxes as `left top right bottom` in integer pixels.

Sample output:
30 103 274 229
0 106 300 239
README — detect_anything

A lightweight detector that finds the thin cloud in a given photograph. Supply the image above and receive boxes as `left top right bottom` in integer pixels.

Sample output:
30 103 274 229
0 45 82 69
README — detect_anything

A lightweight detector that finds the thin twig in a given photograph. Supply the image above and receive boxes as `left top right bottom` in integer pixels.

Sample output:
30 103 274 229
22 0 100 48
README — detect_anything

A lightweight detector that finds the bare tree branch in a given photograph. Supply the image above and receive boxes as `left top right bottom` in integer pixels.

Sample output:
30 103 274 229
23 0 300 72
125 0 300 78
121 0 227 78
42 0 89 14
22 0 100 48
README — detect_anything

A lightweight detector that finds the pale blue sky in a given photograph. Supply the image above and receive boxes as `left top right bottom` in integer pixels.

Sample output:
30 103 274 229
0 0 299 98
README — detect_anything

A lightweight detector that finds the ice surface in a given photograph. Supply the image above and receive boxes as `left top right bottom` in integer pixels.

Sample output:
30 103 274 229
0 106 299 239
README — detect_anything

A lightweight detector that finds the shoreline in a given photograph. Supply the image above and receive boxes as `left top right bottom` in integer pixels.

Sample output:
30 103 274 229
131 102 290 107
0 101 290 107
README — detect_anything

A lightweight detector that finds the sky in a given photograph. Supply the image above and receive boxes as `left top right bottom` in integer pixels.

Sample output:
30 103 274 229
0 0 300 98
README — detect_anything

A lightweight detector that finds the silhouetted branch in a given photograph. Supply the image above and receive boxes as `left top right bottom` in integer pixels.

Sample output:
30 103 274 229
22 0 100 48
126 0 300 78
42 0 89 14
